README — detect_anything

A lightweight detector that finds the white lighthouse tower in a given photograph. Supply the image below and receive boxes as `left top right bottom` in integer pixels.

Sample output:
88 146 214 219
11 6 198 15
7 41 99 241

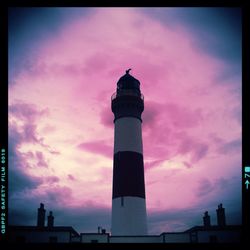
111 69 147 236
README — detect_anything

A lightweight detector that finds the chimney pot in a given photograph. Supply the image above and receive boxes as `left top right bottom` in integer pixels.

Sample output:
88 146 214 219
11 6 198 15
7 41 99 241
216 203 226 227
47 210 54 228
203 211 211 228
37 203 46 227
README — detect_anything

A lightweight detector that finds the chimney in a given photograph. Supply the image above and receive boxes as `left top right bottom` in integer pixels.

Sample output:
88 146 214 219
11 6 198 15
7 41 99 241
101 229 106 234
37 203 46 227
47 211 54 228
203 211 211 228
98 226 101 234
216 203 226 227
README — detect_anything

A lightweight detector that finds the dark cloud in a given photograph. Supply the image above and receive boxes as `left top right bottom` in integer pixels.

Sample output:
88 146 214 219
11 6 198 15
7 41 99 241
207 134 241 157
8 102 54 199
141 8 241 86
148 206 203 233
196 178 214 197
9 205 37 226
146 174 240 234
194 175 242 225
77 140 112 159
54 206 111 233
231 105 241 126
9 173 241 235
148 174 241 233
8 7 92 86
46 186 72 204
8 167 43 195
218 138 241 154
8 126 43 195
144 8 241 63
9 184 74 225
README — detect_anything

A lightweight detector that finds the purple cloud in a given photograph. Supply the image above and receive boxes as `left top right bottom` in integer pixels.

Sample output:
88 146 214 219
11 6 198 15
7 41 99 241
9 102 49 123
78 140 112 159
45 176 60 184
68 174 76 181
191 143 209 163
163 102 204 129
178 136 209 164
83 53 111 75
183 161 193 169
196 178 214 197
142 101 161 129
8 102 54 198
9 102 49 147
35 151 48 168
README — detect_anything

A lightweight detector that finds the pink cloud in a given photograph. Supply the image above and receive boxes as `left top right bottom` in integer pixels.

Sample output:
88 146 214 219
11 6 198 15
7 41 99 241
144 159 166 171
99 105 114 128
98 167 112 185
78 140 113 159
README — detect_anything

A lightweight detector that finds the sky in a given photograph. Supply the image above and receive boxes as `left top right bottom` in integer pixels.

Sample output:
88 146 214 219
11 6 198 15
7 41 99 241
8 7 242 235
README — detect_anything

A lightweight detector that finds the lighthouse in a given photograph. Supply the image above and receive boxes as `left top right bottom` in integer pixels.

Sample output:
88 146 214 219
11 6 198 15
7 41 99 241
111 69 147 235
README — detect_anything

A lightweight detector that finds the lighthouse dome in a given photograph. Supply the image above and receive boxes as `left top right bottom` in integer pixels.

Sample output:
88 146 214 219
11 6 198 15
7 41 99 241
117 70 140 91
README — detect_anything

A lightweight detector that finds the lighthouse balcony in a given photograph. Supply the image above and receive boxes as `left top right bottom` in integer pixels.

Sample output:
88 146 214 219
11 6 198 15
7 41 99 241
111 90 144 101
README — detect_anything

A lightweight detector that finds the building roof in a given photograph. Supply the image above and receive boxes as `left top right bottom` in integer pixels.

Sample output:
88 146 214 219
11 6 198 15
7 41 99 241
8 225 79 237
184 225 241 233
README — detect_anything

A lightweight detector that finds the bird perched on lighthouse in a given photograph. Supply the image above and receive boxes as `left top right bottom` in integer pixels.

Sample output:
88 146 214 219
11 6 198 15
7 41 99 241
126 68 132 74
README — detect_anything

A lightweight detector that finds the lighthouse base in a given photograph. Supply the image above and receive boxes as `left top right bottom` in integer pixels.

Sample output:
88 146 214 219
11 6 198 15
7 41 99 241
111 196 147 236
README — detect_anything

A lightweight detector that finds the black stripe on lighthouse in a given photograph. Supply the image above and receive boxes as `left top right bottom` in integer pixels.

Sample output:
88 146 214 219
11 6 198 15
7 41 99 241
112 151 145 199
